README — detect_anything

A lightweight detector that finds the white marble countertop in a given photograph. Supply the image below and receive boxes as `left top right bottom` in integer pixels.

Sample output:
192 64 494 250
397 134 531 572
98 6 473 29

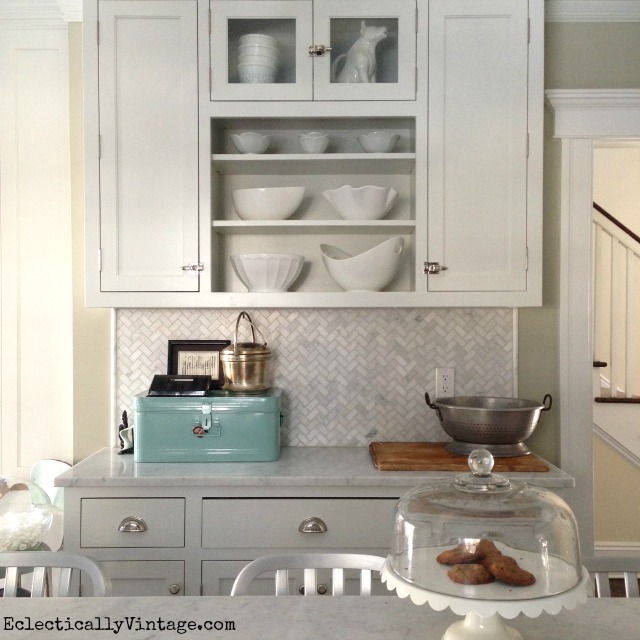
0 596 637 640
55 446 574 489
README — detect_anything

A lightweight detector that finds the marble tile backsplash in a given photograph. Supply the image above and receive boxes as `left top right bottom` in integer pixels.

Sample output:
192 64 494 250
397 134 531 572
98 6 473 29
116 308 514 446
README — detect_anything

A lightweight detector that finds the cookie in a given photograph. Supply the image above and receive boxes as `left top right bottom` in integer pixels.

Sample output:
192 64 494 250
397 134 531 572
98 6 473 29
476 538 501 559
484 555 536 586
436 545 482 565
447 563 495 585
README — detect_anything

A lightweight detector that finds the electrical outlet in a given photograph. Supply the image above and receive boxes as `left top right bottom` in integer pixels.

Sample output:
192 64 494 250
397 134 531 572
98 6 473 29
435 367 455 398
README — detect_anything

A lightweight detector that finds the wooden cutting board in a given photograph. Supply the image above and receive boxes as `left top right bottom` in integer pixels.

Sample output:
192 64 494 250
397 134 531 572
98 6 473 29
369 442 549 472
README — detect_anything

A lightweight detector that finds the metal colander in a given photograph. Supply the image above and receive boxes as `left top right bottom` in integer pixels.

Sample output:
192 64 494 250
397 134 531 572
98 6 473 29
425 393 552 457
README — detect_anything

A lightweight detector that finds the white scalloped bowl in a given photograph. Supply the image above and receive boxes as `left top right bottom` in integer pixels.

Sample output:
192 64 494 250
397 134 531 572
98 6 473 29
322 185 398 220
230 132 271 154
232 186 305 220
320 237 404 291
357 131 400 153
230 254 304 292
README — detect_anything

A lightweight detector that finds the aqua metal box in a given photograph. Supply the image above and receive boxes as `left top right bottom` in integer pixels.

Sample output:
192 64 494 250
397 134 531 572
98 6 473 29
133 389 281 462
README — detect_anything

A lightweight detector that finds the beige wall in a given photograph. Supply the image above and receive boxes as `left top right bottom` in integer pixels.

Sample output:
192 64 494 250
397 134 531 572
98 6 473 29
69 23 112 463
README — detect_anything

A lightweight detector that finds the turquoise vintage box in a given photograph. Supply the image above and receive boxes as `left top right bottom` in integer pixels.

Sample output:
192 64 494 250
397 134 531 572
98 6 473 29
134 389 281 462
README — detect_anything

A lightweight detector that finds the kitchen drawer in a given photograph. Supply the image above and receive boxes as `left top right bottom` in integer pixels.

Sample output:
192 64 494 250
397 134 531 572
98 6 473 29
81 498 185 548
201 498 397 550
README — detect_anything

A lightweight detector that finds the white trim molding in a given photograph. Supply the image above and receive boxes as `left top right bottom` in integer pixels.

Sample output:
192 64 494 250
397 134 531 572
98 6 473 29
547 0 640 22
547 90 640 138
547 88 640 557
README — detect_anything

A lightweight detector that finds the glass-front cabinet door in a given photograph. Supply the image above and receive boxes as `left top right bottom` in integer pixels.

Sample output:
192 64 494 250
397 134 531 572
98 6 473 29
209 0 416 101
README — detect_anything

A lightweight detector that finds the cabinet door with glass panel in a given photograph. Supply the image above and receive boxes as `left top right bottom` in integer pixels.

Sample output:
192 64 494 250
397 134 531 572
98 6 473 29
209 0 416 101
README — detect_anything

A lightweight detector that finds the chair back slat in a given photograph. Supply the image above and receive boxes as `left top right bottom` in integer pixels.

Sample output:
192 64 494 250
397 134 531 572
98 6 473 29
231 553 385 597
3 567 19 597
30 567 48 597
623 572 640 598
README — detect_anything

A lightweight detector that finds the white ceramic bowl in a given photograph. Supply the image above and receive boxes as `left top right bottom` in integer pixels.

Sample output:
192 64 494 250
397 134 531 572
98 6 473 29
238 44 279 61
320 237 404 291
238 62 277 83
232 186 305 220
238 52 279 66
239 33 277 47
230 254 304 292
357 131 400 153
299 132 329 154
322 185 399 220
230 132 271 154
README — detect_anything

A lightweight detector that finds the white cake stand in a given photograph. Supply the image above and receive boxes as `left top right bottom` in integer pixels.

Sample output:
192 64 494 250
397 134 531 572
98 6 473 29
381 555 590 640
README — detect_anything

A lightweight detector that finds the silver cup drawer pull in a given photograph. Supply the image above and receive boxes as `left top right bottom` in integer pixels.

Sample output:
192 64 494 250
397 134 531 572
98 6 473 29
298 516 328 534
118 516 148 533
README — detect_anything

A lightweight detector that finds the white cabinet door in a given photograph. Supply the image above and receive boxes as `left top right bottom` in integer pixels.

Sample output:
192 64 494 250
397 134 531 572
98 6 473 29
209 0 415 102
313 0 416 101
98 0 199 292
427 0 529 292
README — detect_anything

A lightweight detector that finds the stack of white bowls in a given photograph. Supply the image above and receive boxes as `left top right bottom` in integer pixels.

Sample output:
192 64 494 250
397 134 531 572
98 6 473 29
238 34 279 84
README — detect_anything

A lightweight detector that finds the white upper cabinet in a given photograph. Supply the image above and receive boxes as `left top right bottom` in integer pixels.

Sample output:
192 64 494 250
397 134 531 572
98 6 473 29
209 0 417 101
426 0 542 299
87 0 200 295
83 0 542 308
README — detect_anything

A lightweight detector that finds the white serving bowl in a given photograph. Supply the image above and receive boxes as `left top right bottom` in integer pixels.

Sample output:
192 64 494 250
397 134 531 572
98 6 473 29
238 52 279 66
230 132 271 154
232 186 305 220
299 132 329 154
357 131 400 153
320 237 404 291
322 185 398 220
238 62 277 83
230 254 304 292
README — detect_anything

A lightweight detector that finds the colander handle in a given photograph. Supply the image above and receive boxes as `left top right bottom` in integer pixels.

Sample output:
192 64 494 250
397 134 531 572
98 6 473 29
232 311 268 353
542 394 552 411
424 392 443 421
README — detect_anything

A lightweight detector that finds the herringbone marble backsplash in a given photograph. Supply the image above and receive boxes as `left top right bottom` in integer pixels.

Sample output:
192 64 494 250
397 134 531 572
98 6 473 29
116 308 514 446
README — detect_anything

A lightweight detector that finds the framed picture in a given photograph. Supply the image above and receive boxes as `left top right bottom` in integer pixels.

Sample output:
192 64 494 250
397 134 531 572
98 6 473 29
167 340 230 388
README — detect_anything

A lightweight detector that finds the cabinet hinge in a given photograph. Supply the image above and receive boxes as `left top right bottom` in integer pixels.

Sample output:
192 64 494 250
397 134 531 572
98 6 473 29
525 247 529 272
415 6 418 32
98 134 102 159
528 18 530 44
98 248 103 272
208 7 211 35
97 20 99 45
526 133 529 158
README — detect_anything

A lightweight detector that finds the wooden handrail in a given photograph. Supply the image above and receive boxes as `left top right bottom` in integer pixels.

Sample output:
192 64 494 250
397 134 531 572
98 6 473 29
593 202 640 246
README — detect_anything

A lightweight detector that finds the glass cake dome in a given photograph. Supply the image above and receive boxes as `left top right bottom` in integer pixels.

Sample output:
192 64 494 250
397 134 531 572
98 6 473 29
387 449 583 602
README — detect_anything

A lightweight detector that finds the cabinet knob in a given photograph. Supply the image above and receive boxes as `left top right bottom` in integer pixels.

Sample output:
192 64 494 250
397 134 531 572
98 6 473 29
169 584 181 595
117 516 148 533
299 584 328 595
308 44 332 57
298 516 328 533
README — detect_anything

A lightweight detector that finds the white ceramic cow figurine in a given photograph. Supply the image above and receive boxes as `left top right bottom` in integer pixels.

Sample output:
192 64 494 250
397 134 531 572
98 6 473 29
331 21 388 83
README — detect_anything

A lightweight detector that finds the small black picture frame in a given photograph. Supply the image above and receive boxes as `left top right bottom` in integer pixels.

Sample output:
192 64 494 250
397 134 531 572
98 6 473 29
167 340 230 389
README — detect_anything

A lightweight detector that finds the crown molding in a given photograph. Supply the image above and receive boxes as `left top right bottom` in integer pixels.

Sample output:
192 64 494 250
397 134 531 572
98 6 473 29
0 0 81 27
546 89 640 137
546 0 640 22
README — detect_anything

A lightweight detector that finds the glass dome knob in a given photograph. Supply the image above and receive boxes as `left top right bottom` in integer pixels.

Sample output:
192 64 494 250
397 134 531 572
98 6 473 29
469 448 494 476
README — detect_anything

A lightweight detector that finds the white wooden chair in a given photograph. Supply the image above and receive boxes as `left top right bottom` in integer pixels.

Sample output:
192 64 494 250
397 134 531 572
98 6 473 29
230 553 385 596
584 556 640 597
0 551 110 597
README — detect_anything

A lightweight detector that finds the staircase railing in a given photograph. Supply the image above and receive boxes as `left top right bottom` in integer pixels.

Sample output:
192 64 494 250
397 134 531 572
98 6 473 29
592 202 640 401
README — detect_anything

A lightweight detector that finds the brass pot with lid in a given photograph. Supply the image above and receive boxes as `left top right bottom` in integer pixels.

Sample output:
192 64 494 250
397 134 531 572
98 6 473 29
220 311 271 392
